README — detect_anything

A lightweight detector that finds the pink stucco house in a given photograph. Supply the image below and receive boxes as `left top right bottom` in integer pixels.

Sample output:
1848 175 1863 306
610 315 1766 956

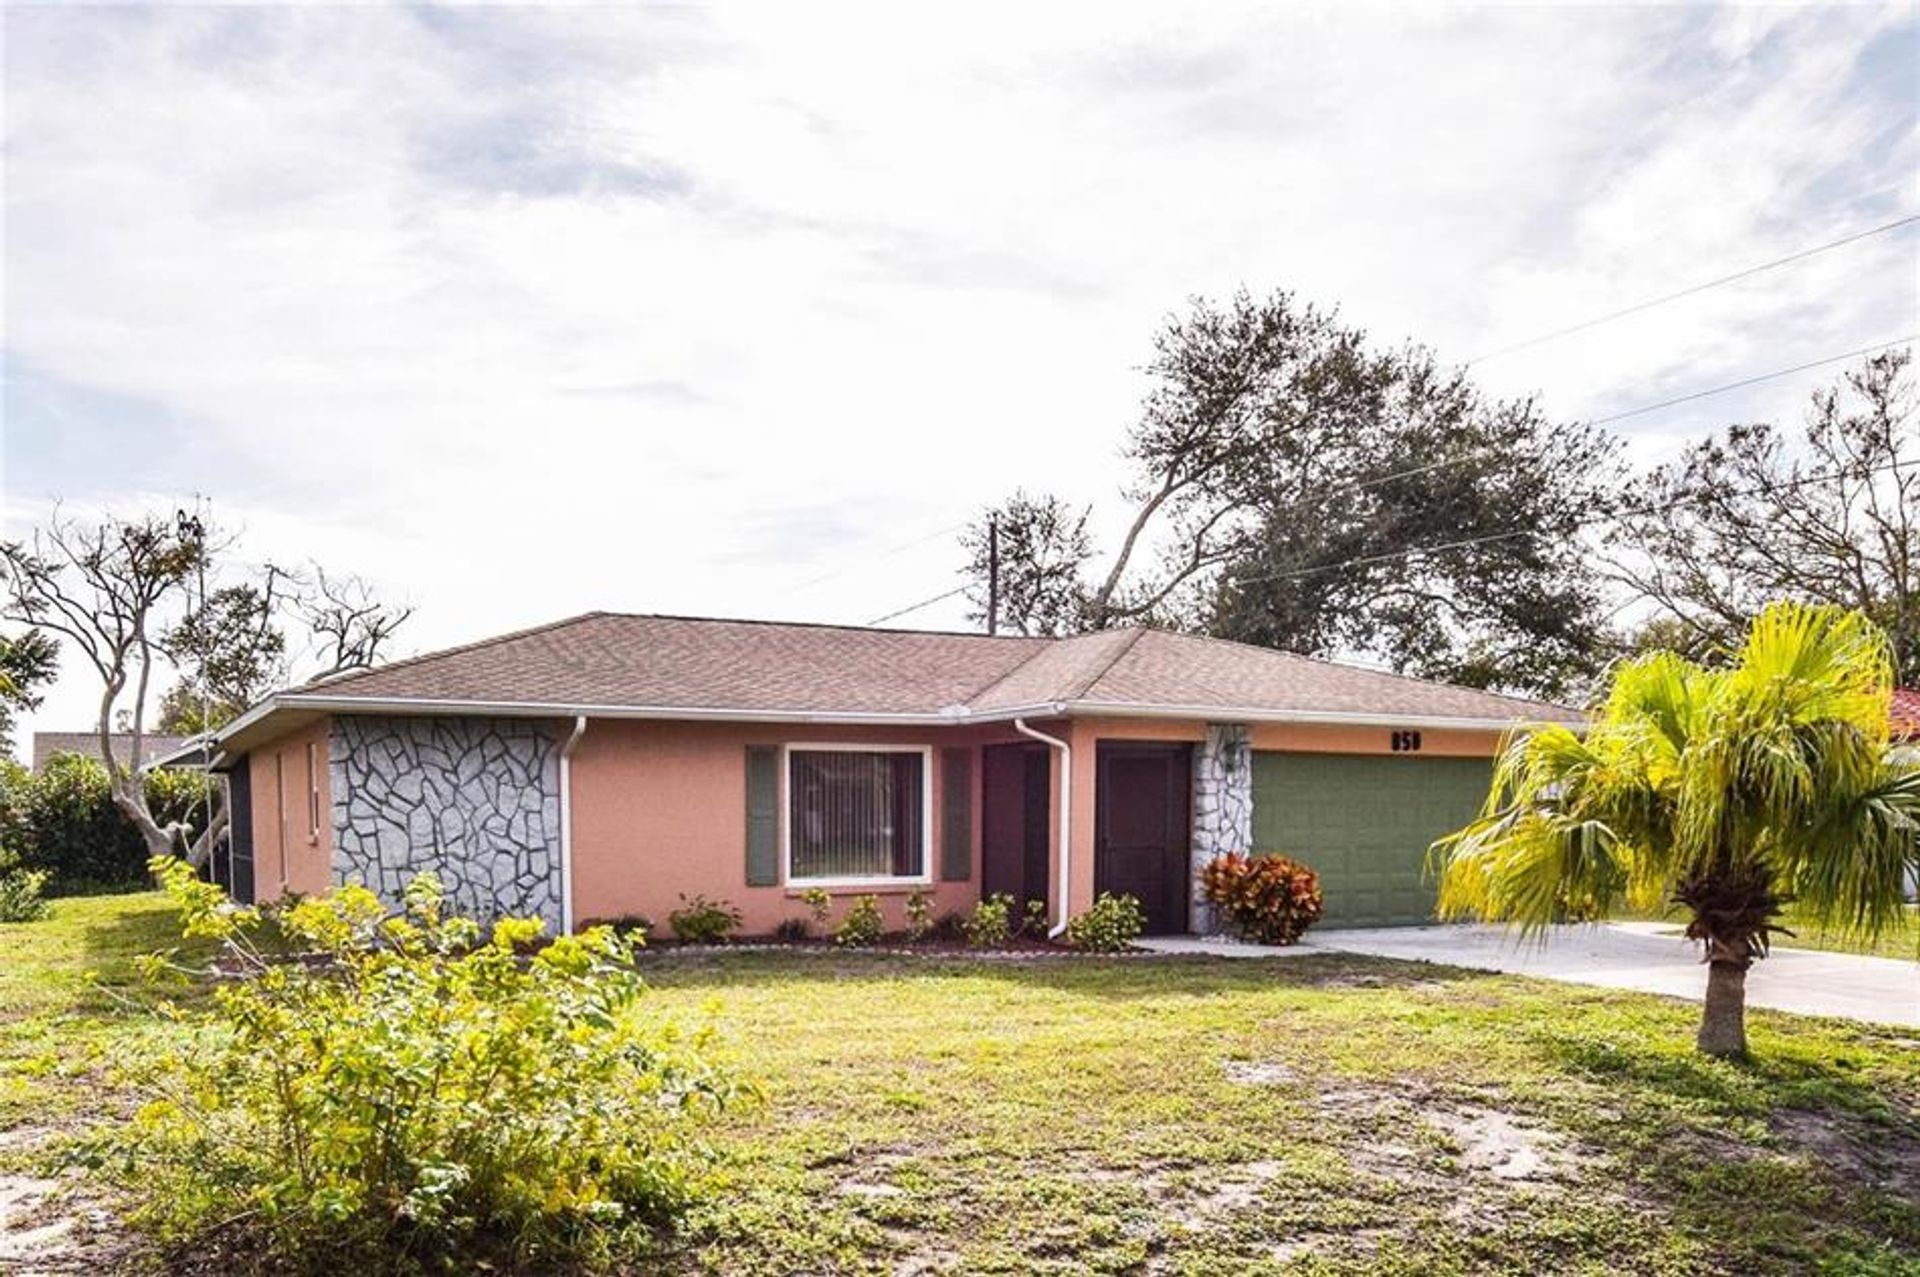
191 613 1582 937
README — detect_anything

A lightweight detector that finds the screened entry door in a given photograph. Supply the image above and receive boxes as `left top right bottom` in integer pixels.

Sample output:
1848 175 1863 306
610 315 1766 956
1094 742 1192 935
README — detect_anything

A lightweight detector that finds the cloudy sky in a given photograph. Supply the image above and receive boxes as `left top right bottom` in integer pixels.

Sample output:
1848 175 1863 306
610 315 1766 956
4 2 1916 751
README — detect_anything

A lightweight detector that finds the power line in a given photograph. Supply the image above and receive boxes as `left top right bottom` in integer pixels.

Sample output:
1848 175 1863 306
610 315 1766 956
856 337 1917 628
867 584 968 627
793 520 968 591
1465 212 1920 365
1231 456 1909 589
1584 335 1914 427
1340 335 1916 498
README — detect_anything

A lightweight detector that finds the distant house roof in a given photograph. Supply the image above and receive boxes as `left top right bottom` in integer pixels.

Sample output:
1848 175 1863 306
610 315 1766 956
31 731 194 774
1893 688 1920 740
202 612 1584 761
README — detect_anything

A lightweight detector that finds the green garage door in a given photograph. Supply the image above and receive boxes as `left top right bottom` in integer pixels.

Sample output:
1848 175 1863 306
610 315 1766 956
1250 753 1493 928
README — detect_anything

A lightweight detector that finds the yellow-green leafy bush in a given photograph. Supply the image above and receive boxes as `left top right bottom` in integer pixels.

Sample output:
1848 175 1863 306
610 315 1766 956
88 858 732 1274
1064 892 1145 951
833 893 884 947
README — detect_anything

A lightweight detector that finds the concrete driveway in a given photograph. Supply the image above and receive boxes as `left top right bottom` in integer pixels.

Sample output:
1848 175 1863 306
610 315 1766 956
1139 922 1920 1027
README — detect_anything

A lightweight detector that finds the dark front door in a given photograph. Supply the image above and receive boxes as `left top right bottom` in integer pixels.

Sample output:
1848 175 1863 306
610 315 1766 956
982 743 1051 914
1095 742 1192 935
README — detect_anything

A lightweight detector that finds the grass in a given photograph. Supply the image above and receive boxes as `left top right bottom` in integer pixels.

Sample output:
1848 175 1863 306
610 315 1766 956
1613 903 1920 960
3 893 1918 1275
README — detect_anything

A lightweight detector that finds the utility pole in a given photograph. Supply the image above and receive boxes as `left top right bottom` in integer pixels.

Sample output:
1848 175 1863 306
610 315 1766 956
986 515 1000 636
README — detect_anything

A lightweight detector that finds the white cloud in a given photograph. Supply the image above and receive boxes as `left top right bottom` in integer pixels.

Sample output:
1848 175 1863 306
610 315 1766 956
3 1 1916 749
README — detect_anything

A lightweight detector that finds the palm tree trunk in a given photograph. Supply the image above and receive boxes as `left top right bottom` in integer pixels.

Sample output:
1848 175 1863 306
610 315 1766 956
1697 950 1750 1057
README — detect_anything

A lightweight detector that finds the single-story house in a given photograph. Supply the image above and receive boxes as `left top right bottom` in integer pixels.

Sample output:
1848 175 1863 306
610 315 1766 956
33 730 193 774
182 612 1584 937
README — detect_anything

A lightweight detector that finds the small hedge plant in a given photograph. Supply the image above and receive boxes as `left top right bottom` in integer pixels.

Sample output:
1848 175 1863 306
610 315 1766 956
1202 852 1324 945
668 893 742 944
833 894 885 947
1064 892 1145 951
0 846 50 922
903 888 933 943
963 893 1015 948
96 859 732 1274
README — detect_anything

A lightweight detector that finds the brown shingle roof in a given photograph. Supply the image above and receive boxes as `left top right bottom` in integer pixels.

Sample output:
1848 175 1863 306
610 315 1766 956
1072 629 1571 722
1893 688 1920 740
289 612 1580 726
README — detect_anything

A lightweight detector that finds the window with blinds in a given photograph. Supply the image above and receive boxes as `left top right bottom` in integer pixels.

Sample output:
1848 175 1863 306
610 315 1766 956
787 748 929 882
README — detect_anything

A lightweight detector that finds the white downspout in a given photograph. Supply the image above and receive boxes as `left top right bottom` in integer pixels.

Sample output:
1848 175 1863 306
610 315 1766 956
559 715 588 934
1014 715 1073 938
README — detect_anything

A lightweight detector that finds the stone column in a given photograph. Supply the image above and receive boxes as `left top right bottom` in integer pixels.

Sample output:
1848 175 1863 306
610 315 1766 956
1190 722 1252 933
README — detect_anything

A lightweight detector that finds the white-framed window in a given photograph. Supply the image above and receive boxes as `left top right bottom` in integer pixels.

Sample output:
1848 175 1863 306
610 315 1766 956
783 744 932 886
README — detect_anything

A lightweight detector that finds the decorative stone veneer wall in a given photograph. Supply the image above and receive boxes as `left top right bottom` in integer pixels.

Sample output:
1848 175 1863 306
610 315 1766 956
1190 722 1253 933
331 716 563 928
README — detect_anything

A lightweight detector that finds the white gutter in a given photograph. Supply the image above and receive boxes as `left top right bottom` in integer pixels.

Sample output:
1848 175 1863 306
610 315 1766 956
558 715 588 935
1050 700 1584 733
199 691 1578 769
223 692 1572 734
237 694 1074 730
1014 717 1073 939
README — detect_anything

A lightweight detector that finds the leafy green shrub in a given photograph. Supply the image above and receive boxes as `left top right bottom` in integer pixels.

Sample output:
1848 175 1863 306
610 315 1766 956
833 894 884 947
1020 897 1049 937
903 889 933 943
799 887 832 929
772 917 811 942
667 893 742 944
0 760 29 863
94 860 731 1274
11 753 210 892
1202 852 1324 945
0 846 50 922
963 893 1014 948
1064 893 1145 951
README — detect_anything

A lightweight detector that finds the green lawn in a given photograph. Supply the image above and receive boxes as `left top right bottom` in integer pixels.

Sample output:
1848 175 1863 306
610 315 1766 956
3 894 1918 1275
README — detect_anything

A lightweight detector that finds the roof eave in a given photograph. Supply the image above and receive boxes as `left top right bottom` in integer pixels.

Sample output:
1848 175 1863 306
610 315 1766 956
209 692 1580 754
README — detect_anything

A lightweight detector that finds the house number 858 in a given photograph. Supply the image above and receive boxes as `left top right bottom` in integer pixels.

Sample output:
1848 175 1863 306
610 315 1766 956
1390 730 1423 753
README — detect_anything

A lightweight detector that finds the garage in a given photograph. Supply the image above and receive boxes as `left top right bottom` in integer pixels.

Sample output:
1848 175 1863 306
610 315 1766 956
1250 752 1494 927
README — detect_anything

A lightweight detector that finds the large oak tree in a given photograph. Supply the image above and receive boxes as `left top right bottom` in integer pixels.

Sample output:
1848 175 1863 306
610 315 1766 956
962 289 1619 699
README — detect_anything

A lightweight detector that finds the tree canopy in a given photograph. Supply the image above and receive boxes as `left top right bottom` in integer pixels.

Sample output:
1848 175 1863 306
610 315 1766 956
961 289 1620 698
1608 349 1917 683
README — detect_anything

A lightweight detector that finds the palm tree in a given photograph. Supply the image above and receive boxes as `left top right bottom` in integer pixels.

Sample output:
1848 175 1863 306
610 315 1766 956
1432 601 1920 1056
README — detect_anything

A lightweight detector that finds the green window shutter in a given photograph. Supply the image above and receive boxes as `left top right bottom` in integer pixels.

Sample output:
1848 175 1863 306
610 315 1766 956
745 745 780 887
940 747 973 882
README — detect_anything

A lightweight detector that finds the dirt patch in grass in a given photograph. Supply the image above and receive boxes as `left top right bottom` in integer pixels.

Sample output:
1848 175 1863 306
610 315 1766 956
1772 1106 1920 1203
0 1166 138 1277
1220 1059 1299 1085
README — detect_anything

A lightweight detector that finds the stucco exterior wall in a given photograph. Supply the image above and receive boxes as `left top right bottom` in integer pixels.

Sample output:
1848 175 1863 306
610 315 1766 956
568 719 1021 935
244 709 1525 933
247 716 333 903
1246 721 1510 756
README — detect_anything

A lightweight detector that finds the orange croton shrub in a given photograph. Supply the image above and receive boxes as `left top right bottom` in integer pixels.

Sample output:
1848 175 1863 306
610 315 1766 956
1202 852 1325 945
